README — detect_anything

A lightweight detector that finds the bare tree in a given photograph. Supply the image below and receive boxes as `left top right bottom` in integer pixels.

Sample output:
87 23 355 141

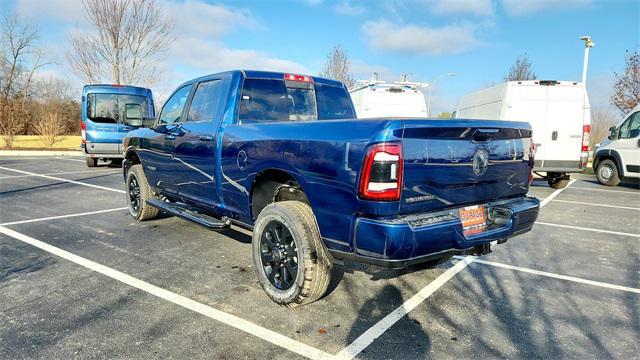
66 0 173 85
590 109 619 148
0 13 42 148
611 50 640 115
320 45 355 88
34 111 64 149
504 54 537 82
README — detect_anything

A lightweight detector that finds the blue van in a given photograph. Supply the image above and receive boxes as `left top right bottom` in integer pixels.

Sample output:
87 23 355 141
81 84 155 167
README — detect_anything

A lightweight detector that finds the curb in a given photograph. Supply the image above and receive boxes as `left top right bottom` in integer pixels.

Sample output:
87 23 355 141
0 150 84 157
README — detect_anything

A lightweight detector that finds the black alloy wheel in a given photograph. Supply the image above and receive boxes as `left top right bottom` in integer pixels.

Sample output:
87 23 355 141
259 220 298 290
128 173 141 216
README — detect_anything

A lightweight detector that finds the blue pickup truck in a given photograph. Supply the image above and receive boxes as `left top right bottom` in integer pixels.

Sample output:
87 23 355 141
81 84 155 167
122 70 539 306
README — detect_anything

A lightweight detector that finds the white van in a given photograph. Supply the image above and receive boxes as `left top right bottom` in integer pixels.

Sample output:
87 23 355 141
454 80 591 188
350 80 427 118
593 105 640 186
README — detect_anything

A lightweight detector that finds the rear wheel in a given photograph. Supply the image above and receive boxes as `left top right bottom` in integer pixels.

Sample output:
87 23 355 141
596 159 620 186
547 172 570 189
86 157 98 167
252 201 332 307
126 164 159 221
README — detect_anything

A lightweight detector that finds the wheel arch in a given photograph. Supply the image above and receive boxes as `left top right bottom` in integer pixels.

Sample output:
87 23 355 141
594 149 624 177
123 147 142 180
249 168 311 222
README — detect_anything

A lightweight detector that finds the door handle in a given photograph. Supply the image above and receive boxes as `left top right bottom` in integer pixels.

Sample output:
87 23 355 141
164 134 175 140
551 131 558 141
199 136 214 142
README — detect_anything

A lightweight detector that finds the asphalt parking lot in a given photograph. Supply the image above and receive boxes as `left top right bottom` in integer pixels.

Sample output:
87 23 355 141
1 156 639 359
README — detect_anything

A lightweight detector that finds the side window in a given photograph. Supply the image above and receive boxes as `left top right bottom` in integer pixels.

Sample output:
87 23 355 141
620 112 640 139
159 85 192 124
187 80 222 122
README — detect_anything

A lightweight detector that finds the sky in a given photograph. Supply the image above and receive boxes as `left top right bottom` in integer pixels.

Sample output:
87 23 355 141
6 0 640 114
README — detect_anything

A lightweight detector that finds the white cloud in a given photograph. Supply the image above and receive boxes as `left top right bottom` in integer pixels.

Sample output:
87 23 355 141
362 20 483 55
429 0 494 16
163 1 263 38
350 60 400 82
501 0 593 16
333 1 365 15
16 0 85 23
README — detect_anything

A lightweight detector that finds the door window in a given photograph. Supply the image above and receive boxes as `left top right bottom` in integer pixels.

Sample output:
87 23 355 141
187 80 223 122
620 112 640 139
159 85 192 124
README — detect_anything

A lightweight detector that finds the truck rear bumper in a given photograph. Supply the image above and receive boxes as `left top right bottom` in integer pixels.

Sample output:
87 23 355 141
329 196 539 269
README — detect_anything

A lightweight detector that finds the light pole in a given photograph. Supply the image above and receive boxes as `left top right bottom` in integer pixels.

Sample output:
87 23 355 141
426 72 455 117
580 35 594 84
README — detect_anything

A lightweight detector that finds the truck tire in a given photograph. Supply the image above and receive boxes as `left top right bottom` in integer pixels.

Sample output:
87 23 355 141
126 164 159 221
86 157 98 167
252 201 332 307
548 174 570 189
596 159 620 186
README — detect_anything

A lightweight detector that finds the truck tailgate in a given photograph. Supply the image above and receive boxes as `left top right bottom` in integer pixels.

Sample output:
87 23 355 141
400 119 533 214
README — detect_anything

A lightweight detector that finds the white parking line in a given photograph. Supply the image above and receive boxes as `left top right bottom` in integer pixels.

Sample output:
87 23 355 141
0 225 333 360
0 207 129 226
569 186 640 194
539 179 576 207
0 168 119 179
456 256 640 294
550 199 640 211
536 221 640 237
334 257 475 360
0 166 125 194
54 157 86 162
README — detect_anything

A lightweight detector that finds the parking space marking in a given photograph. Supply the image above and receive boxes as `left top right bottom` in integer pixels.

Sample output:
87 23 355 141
0 225 333 360
54 157 86 162
569 186 640 194
551 199 640 211
0 207 129 226
455 256 640 294
335 257 475 360
0 166 125 194
0 168 119 179
536 221 640 238
539 179 576 207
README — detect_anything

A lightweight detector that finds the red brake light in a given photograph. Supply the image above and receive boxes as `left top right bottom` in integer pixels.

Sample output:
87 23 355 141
111 84 125 87
359 143 403 201
284 73 313 83
80 121 86 144
581 124 591 152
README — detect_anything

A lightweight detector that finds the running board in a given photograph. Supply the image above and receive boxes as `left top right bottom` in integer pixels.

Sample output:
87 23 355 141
146 198 231 230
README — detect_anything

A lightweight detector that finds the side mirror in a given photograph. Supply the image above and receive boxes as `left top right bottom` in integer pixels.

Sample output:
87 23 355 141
125 103 143 127
608 126 618 140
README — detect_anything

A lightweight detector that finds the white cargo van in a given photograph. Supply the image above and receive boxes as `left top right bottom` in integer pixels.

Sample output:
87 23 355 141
593 105 640 186
350 80 427 118
454 80 591 188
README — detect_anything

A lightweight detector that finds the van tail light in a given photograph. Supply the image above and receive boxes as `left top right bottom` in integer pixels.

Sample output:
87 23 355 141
80 121 86 144
581 124 590 152
528 142 536 184
359 143 402 201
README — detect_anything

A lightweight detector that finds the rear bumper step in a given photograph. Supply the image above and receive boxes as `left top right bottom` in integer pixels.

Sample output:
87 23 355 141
146 198 231 230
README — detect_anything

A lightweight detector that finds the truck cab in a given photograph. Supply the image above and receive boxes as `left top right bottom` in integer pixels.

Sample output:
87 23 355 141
81 84 155 167
594 106 640 186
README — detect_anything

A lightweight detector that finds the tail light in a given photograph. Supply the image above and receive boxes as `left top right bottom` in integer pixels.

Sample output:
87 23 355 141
359 143 403 201
80 121 86 144
528 142 536 184
581 124 590 152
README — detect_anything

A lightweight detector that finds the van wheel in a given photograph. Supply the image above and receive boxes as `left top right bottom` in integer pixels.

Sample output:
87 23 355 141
596 160 620 186
126 164 159 221
252 201 332 307
548 175 570 189
86 157 98 167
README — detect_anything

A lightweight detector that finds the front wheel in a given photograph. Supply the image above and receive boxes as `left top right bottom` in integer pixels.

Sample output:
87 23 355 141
596 159 620 186
126 164 159 221
252 201 332 307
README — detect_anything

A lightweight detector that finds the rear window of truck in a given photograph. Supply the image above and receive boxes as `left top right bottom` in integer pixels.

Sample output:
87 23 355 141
238 79 354 122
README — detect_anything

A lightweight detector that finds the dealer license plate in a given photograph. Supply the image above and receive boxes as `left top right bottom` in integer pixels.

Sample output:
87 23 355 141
459 205 486 235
